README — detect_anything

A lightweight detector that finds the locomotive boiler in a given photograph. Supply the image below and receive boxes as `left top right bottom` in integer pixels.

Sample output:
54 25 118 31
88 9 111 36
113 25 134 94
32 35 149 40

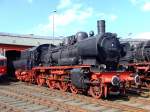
44 20 123 70
14 20 136 98
14 20 123 70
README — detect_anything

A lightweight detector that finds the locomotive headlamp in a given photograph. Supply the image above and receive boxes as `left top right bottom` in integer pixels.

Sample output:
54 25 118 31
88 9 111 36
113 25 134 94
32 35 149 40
111 75 120 86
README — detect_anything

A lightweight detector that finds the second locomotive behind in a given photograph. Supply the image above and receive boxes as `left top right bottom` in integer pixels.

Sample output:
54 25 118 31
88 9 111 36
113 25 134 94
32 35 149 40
120 40 150 88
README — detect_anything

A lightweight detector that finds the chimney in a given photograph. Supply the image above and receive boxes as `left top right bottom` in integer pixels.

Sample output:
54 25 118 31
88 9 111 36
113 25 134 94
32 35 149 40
97 20 105 34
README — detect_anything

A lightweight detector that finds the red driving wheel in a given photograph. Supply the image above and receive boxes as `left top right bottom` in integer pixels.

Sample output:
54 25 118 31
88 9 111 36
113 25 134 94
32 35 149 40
89 79 103 99
58 81 68 92
36 75 45 86
70 85 78 94
46 80 56 89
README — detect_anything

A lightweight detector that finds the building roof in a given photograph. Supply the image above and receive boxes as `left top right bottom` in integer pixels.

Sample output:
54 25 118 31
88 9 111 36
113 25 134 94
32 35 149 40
0 32 62 46
120 38 149 45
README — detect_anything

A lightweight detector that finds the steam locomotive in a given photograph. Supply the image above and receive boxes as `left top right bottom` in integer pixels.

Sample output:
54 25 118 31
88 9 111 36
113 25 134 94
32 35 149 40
14 20 137 98
120 40 150 88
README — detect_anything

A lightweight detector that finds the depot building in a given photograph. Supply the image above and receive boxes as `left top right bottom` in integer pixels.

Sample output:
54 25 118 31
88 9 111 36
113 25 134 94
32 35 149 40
0 32 62 75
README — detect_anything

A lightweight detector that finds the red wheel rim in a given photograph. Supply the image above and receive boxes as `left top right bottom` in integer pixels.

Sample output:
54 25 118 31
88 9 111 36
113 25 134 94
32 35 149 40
70 85 78 94
15 70 21 79
46 80 56 89
29 71 35 84
89 79 103 99
58 82 68 92
37 76 45 86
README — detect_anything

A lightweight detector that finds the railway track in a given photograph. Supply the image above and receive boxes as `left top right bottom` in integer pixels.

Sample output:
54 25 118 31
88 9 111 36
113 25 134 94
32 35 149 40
0 81 149 112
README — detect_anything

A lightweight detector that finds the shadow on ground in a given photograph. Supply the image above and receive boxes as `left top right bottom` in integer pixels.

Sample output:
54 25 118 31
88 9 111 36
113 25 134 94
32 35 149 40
0 75 18 85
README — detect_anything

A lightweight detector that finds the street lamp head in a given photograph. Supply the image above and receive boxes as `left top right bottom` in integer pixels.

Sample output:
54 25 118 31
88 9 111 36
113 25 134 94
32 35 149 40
52 10 57 13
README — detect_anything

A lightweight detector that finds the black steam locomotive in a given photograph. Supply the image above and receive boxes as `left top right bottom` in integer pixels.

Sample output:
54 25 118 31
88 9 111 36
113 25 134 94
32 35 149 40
14 20 136 98
14 20 124 71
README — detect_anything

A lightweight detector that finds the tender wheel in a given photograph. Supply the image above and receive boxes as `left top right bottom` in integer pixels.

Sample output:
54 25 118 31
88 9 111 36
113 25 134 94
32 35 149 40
89 79 103 99
30 71 36 84
15 70 22 80
70 85 78 94
36 75 45 86
58 81 68 92
46 80 56 89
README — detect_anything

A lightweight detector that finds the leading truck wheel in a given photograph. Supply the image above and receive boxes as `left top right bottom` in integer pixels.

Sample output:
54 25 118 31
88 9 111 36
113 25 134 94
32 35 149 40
15 70 22 80
89 79 103 99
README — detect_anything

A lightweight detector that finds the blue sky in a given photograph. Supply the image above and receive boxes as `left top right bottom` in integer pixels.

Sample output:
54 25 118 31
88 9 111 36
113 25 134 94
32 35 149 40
0 0 150 39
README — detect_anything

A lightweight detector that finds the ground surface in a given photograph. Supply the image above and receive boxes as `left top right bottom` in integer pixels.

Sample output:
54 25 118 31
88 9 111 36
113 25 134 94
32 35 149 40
0 81 150 112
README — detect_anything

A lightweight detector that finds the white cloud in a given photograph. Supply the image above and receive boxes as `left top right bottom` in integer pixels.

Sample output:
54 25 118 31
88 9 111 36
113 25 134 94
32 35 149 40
130 0 146 5
130 0 138 5
110 14 118 21
142 2 150 11
29 0 118 37
27 0 33 4
130 0 150 12
132 32 150 39
57 0 71 9
97 13 118 22
31 1 94 36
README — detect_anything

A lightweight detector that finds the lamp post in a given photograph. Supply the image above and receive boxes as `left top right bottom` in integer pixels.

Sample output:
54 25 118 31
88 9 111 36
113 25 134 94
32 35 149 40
52 10 57 44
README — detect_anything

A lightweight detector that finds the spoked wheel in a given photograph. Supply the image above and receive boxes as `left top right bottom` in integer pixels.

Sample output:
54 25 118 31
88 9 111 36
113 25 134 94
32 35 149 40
145 82 150 88
36 76 45 86
27 72 33 84
89 79 103 99
15 70 22 80
46 80 56 89
70 84 78 94
58 81 68 92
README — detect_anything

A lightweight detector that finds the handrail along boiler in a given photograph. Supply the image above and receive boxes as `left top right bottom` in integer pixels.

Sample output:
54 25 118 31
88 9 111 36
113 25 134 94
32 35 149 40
14 20 137 98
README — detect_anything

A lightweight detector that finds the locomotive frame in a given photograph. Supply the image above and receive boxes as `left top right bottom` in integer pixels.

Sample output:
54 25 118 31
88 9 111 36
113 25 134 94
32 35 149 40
15 65 136 98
